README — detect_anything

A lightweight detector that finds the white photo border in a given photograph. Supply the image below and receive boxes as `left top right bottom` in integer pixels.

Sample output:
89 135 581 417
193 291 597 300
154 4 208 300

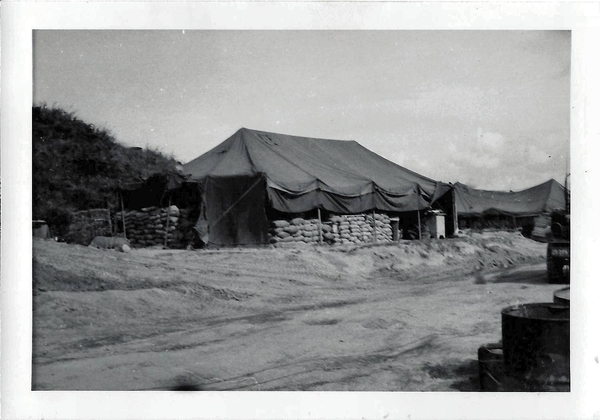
2 2 599 419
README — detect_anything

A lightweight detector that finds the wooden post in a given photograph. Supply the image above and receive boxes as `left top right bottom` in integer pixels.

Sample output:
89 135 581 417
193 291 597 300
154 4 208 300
452 187 459 236
317 208 323 245
372 209 377 244
417 210 422 240
164 195 171 248
120 191 127 240
106 200 113 236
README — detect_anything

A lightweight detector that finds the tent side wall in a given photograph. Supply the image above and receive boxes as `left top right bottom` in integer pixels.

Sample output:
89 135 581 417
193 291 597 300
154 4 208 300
266 187 435 215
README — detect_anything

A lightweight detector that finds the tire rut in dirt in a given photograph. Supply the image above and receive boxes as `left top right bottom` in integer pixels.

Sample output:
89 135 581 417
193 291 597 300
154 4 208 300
188 334 440 391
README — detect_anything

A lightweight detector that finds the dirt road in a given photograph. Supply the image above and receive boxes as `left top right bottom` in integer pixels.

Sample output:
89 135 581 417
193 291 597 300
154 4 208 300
32 232 559 391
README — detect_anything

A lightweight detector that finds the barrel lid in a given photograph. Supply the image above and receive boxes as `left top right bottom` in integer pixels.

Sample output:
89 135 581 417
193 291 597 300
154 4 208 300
554 287 570 305
501 302 569 321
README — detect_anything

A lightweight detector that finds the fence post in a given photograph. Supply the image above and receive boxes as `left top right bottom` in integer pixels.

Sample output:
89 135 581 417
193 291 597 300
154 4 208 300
164 195 171 248
106 200 113 236
372 209 377 243
120 191 127 240
317 208 323 245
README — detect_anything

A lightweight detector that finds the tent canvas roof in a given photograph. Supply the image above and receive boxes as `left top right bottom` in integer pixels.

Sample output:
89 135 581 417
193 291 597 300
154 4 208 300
454 179 567 217
183 128 451 214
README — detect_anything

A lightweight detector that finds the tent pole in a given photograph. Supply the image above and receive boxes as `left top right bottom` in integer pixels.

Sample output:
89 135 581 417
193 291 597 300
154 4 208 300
317 208 323 245
164 195 171 248
120 191 127 240
452 187 458 236
372 209 377 244
417 210 422 240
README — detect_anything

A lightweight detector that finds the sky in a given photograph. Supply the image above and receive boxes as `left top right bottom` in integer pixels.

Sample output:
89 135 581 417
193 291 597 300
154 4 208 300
33 30 571 191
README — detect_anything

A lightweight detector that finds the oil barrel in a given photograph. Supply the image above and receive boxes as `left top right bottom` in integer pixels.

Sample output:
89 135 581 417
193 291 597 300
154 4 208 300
553 287 570 306
501 303 570 391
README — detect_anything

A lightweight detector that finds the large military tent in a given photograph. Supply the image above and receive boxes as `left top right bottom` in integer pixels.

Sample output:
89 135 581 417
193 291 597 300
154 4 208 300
454 179 568 234
454 179 567 217
183 128 453 246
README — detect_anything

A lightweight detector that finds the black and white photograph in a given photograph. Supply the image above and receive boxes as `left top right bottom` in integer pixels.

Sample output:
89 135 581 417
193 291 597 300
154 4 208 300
2 2 600 419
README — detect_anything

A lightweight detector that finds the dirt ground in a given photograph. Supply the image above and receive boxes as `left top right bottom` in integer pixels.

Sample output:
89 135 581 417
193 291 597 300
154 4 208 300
31 231 561 391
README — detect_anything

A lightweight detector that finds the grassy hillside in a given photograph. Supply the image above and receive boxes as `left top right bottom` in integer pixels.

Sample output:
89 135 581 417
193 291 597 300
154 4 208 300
33 105 179 235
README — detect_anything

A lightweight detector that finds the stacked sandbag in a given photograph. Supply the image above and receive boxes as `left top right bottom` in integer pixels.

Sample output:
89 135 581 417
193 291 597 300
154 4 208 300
268 213 393 246
367 213 394 242
173 207 196 247
331 215 369 245
329 213 394 245
268 217 332 245
119 205 181 248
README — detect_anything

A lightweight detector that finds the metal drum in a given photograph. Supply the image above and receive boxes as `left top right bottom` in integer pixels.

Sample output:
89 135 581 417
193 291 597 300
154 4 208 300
553 287 570 306
501 303 570 391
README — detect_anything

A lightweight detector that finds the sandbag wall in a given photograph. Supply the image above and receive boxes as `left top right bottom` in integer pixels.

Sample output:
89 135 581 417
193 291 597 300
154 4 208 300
268 213 393 246
332 213 393 244
118 205 182 248
174 207 196 246
269 218 328 245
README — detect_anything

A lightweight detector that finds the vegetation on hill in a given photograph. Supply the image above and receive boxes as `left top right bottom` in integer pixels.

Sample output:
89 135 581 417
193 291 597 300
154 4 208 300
33 105 179 236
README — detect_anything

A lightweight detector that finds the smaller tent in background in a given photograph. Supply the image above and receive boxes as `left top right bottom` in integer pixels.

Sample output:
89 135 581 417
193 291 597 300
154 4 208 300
454 179 568 237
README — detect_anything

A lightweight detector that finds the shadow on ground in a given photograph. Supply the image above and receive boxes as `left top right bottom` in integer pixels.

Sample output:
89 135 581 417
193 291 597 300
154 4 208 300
489 268 548 285
422 359 480 391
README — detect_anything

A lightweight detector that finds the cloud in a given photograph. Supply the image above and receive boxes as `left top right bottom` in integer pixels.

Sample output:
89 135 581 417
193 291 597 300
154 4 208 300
398 84 508 124
518 143 552 166
477 129 506 153
450 129 507 171
314 83 508 124
437 127 567 190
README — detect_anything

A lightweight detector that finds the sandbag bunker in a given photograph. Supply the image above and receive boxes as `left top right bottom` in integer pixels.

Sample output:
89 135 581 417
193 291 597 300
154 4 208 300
269 214 394 246
115 205 192 248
